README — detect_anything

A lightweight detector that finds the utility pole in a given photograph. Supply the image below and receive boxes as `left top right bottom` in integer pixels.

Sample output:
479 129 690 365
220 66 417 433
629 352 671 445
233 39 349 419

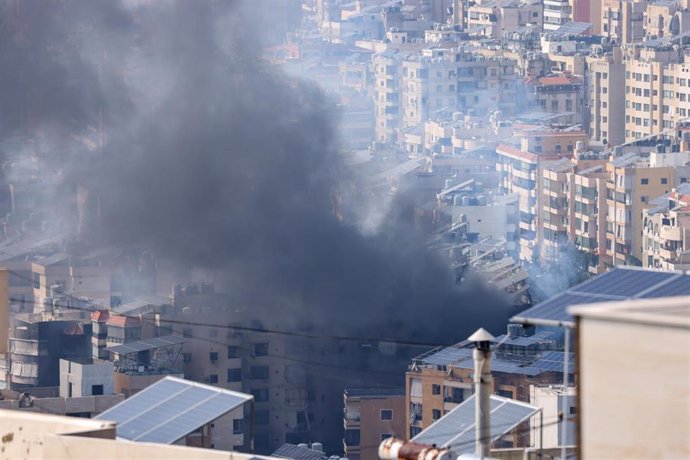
469 327 495 460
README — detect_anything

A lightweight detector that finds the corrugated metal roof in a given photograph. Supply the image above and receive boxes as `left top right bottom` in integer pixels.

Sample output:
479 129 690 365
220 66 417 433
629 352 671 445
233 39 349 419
105 335 187 355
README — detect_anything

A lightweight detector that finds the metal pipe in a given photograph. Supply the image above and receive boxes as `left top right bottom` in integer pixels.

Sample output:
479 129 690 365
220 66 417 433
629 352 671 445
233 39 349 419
474 346 492 459
561 327 571 460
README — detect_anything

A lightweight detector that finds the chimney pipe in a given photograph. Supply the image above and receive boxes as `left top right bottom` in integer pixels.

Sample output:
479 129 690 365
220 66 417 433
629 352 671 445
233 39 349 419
468 327 495 459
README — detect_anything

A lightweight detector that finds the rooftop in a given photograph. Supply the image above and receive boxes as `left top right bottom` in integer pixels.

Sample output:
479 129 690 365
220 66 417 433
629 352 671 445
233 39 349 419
569 295 690 329
512 267 690 327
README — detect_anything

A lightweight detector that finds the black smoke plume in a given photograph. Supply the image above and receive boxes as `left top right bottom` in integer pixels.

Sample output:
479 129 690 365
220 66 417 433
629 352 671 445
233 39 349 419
0 0 510 345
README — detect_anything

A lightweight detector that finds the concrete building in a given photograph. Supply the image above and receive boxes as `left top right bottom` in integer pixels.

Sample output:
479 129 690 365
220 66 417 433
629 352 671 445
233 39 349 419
59 358 114 398
8 313 91 390
643 0 690 39
604 151 682 266
373 51 403 143
601 0 647 45
543 0 572 31
406 324 571 444
523 74 584 126
0 386 122 418
569 296 690 459
587 47 626 146
642 182 690 270
343 388 406 460
529 385 576 448
496 128 588 261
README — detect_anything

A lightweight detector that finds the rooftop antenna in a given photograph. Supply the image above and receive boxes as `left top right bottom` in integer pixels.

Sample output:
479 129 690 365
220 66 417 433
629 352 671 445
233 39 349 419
468 327 495 459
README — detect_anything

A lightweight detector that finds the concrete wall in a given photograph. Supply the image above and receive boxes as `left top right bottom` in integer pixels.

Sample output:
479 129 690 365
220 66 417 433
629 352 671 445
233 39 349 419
574 298 690 459
60 359 114 397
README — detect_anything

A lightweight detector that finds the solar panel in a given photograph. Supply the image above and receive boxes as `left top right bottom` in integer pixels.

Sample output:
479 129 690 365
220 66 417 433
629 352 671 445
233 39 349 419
413 395 538 451
96 376 252 444
273 443 326 460
511 268 690 326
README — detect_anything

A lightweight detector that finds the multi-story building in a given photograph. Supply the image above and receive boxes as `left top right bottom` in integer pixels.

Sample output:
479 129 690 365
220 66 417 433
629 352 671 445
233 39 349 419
601 0 647 45
587 47 626 146
343 388 406 460
567 153 609 272
604 151 680 266
643 0 690 39
401 48 458 130
529 385 576 448
541 159 574 261
406 324 571 444
497 128 588 261
642 183 690 270
543 0 572 31
373 51 403 143
8 313 92 390
523 74 584 125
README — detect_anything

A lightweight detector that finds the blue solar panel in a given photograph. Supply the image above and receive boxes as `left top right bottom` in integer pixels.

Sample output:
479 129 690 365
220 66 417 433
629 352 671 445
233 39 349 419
570 269 677 297
512 268 690 326
97 377 252 444
413 395 538 451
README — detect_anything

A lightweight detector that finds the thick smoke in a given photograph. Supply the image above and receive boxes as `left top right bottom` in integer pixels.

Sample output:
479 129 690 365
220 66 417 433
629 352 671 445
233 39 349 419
1 0 510 344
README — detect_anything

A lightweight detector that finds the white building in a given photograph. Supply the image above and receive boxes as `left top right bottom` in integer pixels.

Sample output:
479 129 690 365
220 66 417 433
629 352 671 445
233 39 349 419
530 385 576 448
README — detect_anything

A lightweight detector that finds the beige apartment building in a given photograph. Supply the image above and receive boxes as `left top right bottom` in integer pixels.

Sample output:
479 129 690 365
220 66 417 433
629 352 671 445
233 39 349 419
497 128 588 261
541 159 573 261
643 0 690 39
642 183 690 270
588 47 626 146
567 158 609 273
623 45 690 142
601 0 647 45
373 51 403 143
402 48 458 130
604 152 677 266
343 388 405 460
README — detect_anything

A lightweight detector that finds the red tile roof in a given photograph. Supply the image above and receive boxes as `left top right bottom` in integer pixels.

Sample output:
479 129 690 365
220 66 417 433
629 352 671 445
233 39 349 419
106 315 141 328
497 144 538 162
92 310 110 322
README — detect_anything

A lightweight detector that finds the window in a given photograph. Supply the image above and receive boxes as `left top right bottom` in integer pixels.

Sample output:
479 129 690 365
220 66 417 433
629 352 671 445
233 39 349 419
641 178 649 185
91 384 104 396
227 346 240 359
661 177 668 184
432 409 442 420
227 368 242 382
233 419 243 434
208 374 219 384
380 409 393 421
250 365 269 380
253 343 269 356
183 352 192 363
381 433 392 441
251 389 269 402
183 327 193 338
209 351 219 362
345 429 360 445
432 384 441 395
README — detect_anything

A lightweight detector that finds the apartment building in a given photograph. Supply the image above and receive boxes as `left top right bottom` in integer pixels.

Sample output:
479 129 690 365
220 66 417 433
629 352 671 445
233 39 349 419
373 51 403 143
497 128 588 261
601 0 647 45
406 324 571 445
643 0 690 39
467 0 543 38
343 388 405 460
642 183 690 270
587 47 626 146
622 45 690 142
543 0 572 31
567 155 609 272
524 74 584 125
402 48 458 130
604 151 679 266
541 159 574 261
